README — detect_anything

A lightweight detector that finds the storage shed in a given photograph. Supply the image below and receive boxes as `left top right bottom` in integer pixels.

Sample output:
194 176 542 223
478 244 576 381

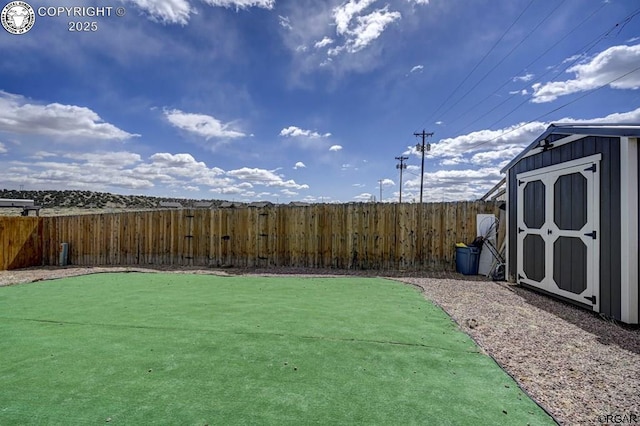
501 123 640 324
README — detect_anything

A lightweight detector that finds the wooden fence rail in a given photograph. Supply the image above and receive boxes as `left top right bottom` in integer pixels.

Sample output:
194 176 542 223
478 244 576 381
1 202 501 271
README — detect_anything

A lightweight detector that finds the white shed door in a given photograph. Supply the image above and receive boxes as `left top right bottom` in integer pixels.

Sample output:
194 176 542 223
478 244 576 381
516 155 600 311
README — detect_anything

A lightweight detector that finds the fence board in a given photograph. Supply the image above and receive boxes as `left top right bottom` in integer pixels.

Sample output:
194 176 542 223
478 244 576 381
1 201 501 271
0 217 43 270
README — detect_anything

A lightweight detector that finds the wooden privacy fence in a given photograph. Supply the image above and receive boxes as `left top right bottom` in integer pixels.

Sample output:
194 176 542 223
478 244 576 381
0 217 43 270
1 202 501 271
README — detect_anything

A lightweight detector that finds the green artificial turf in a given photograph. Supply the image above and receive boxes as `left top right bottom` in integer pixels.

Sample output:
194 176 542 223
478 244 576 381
0 273 555 425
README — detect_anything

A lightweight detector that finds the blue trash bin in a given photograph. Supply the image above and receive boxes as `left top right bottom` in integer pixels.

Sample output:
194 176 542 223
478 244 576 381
455 246 480 275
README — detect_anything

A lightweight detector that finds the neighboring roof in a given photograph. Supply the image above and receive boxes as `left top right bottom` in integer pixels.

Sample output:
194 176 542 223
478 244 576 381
479 177 505 201
248 201 273 208
0 198 35 207
194 201 213 208
158 201 182 208
501 123 640 173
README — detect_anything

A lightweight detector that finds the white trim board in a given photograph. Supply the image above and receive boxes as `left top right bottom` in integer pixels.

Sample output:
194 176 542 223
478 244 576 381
505 176 511 281
516 154 602 180
515 134 587 163
620 137 639 324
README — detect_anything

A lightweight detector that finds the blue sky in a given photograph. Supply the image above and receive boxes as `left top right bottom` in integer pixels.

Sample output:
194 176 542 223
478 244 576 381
0 0 639 203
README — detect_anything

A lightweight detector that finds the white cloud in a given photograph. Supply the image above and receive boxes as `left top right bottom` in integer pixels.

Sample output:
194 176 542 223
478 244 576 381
314 37 334 48
202 0 274 9
125 0 273 25
206 181 254 196
470 146 523 165
345 6 401 53
330 1 401 54
532 44 640 103
4 155 154 190
135 153 228 189
132 153 231 190
279 126 331 138
380 178 394 187
64 151 143 167
428 107 640 165
409 65 423 73
409 0 429 4
227 167 309 189
427 121 547 159
274 5 362 78
568 106 640 124
209 185 248 195
440 157 466 166
329 144 343 151
164 109 246 139
435 121 443 125
562 54 584 64
125 0 194 25
294 161 306 169
403 167 503 201
512 73 534 82
353 192 374 201
281 0 428 79
279 15 292 30
509 89 528 95
0 91 139 141
280 189 298 196
333 0 377 35
30 151 57 159
0 142 6 154
327 45 345 57
0 148 314 198
149 152 202 167
399 107 640 201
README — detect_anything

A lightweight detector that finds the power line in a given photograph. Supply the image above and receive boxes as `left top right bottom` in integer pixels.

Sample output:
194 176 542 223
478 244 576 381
415 0 535 131
435 0 567 124
463 64 640 152
449 1 608 131
459 6 640 134
405 4 640 199
415 3 638 138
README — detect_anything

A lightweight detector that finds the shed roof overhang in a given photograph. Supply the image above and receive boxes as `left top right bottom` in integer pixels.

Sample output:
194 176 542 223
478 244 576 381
500 123 640 174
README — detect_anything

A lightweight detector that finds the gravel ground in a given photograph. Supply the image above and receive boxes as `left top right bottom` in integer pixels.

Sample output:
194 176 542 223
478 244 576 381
1 266 638 425
397 277 640 426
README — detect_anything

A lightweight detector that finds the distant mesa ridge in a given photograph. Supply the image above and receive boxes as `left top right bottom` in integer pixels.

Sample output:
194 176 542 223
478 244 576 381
0 189 225 209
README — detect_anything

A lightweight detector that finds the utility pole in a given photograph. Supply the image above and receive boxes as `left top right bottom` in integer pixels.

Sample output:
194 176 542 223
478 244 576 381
395 156 408 203
413 130 433 203
378 179 383 202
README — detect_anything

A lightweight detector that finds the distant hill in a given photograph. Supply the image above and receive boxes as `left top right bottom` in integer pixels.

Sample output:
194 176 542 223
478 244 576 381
0 189 225 209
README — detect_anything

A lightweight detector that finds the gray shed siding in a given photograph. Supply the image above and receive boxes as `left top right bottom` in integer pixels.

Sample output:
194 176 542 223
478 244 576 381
507 135 621 319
